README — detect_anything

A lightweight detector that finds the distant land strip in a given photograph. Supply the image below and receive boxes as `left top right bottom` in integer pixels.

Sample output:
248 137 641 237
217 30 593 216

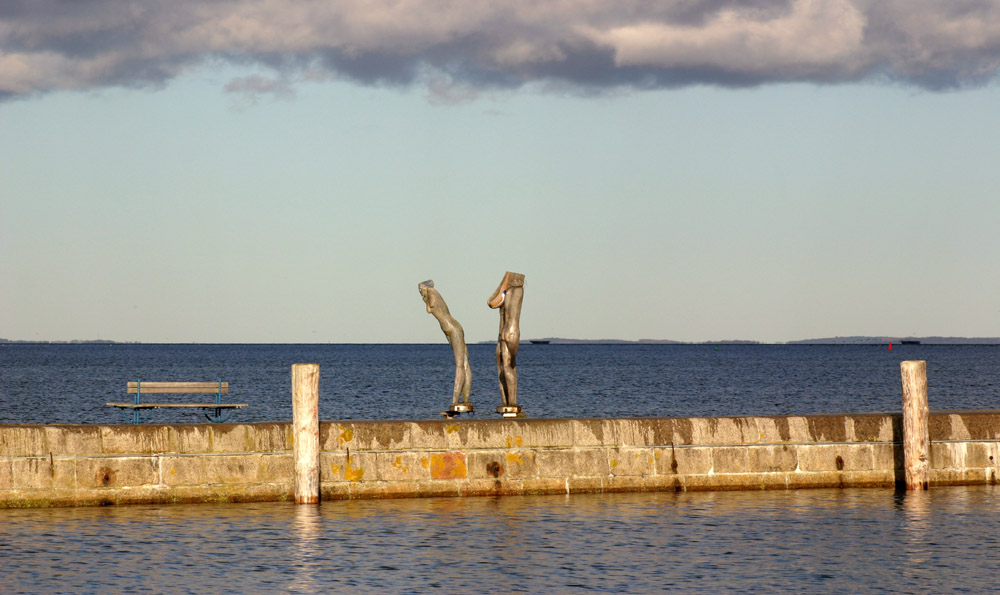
4 337 1000 345
515 336 1000 345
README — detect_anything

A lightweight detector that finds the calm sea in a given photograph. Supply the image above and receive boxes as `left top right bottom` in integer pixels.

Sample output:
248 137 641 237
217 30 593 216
1 487 998 594
2 344 999 593
1 343 998 424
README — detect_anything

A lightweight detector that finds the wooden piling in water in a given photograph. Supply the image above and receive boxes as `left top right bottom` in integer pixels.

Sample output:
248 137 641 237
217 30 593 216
292 363 321 504
900 360 930 490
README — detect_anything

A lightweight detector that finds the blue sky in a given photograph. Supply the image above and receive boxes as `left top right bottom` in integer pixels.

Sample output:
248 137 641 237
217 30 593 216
2 1 999 343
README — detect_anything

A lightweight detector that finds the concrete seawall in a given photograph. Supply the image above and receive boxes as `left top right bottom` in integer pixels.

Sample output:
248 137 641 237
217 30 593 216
2 412 999 508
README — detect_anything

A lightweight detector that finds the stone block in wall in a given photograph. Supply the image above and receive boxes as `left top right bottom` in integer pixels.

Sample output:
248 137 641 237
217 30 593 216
375 452 430 482
672 447 712 475
713 447 750 473
604 474 657 492
927 414 954 441
0 458 12 491
516 419 577 449
323 421 410 452
535 449 577 479
753 417 796 443
687 418 741 446
930 441 996 471
571 419 618 447
428 452 469 480
76 456 158 489
965 441 998 468
651 447 675 476
444 421 515 450
168 482 291 504
322 451 376 483
608 447 656 477
0 426 48 457
843 470 895 488
410 480 463 498
246 423 291 453
521 477 566 496
461 477 512 497
849 415 896 443
805 416 849 443
44 426 103 455
682 473 759 491
11 458 54 490
101 425 171 454
209 425 252 453
466 450 509 481
497 449 538 479
566 476 605 493
50 458 77 491
930 442 960 470
168 425 212 453
748 445 798 473
161 455 207 487
573 447 611 477
796 444 874 472
202 454 269 484
258 453 293 483
870 443 900 472
930 468 990 486
405 422 453 450
612 419 661 448
783 417 816 443
953 413 1000 441
758 472 792 490
436 421 512 449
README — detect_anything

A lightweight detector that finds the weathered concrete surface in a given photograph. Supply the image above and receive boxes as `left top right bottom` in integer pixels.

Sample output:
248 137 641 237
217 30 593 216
2 412 1000 507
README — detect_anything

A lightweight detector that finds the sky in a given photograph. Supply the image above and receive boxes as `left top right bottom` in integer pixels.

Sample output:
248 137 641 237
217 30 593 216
2 0 1000 344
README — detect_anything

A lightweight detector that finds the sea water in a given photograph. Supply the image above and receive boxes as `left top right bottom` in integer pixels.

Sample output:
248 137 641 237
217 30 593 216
2 344 999 593
1 343 999 424
1 487 998 593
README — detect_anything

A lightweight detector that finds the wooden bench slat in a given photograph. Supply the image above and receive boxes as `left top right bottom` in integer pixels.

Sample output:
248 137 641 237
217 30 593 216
107 402 248 409
127 382 229 394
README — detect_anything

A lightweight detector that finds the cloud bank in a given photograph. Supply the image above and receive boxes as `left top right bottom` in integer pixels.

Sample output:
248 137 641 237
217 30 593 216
2 0 1000 100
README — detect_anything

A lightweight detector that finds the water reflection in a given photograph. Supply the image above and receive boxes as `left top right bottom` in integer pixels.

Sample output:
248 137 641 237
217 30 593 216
1 487 998 593
289 505 323 594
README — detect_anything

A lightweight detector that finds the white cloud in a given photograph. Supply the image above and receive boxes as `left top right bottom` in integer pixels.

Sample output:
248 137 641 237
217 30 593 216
2 0 1000 99
584 0 867 76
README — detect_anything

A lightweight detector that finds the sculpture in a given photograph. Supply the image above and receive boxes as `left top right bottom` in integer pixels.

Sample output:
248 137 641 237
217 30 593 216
418 280 473 415
488 271 525 416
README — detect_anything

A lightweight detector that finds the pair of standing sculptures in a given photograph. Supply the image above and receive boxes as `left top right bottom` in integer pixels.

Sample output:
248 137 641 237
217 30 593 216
418 272 524 417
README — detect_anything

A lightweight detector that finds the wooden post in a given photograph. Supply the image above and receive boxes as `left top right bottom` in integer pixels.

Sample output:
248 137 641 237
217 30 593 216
900 360 929 490
292 363 320 504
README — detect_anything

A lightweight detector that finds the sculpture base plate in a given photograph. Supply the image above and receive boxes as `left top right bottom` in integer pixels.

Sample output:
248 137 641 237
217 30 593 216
496 405 522 418
441 403 474 418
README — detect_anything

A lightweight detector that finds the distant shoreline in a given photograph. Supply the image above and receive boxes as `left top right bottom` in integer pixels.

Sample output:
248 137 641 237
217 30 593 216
6 337 1000 345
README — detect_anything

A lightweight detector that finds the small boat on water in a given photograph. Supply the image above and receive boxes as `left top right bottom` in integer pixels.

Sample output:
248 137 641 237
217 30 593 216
901 340 921 345
529 340 551 345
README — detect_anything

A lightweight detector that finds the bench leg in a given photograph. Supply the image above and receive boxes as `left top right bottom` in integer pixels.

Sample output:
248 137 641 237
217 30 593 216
119 408 152 424
204 408 235 423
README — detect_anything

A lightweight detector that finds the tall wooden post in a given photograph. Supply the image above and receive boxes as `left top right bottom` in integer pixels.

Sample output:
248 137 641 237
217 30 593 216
900 360 929 490
292 363 320 504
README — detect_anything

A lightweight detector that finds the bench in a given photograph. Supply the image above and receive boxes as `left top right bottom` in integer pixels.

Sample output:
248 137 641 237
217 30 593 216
107 381 248 424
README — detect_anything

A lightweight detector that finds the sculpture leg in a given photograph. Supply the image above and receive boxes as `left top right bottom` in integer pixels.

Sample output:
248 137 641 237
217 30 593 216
495 340 508 406
503 339 518 407
496 339 518 407
451 341 470 405
461 354 472 403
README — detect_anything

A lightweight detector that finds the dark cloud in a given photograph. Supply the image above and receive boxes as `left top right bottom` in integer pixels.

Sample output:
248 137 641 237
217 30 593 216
2 0 999 100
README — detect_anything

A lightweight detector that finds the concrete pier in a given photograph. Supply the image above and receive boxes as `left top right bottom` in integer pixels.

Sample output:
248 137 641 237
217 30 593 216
2 411 999 508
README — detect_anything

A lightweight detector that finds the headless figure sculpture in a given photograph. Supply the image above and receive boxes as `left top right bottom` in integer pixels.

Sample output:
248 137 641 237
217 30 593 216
418 280 472 409
488 272 524 412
